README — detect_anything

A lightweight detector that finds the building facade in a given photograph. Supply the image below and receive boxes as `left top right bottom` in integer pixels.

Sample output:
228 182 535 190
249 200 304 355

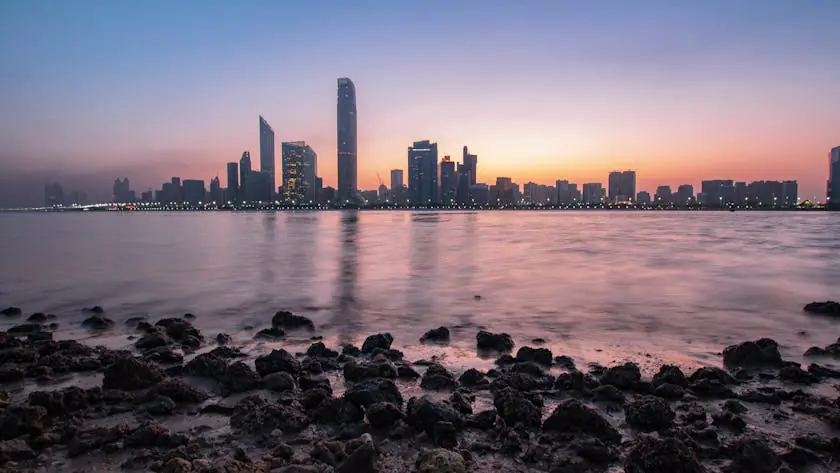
182 180 205 204
582 183 604 205
259 116 275 198
239 151 251 201
226 162 238 203
830 146 840 206
608 171 636 203
337 77 358 204
282 141 318 204
675 184 694 205
654 185 672 205
440 156 457 204
462 146 478 185
390 169 404 190
407 140 438 206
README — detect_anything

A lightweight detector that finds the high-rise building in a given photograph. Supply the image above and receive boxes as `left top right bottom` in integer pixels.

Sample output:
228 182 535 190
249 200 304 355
390 169 404 190
829 146 840 206
239 151 251 201
282 141 318 204
182 180 205 204
491 177 515 205
781 180 798 207
140 190 153 203
582 183 604 205
456 165 471 204
470 183 489 205
462 146 478 185
378 184 388 202
259 116 275 198
523 182 538 205
608 171 636 203
337 77 358 204
113 178 134 202
407 140 438 205
44 182 64 207
734 182 748 204
675 184 694 206
701 180 734 206
168 177 183 203
654 185 672 205
556 180 581 205
209 176 222 203
440 156 457 204
636 191 651 205
226 162 239 203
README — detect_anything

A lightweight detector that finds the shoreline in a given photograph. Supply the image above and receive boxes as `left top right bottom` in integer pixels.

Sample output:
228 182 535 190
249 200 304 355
1 307 840 472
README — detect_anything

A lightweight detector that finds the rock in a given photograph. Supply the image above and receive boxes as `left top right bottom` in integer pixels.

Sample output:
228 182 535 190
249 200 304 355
493 387 541 429
254 327 286 340
739 389 781 405
144 395 176 416
272 311 315 330
0 438 35 463
543 399 621 443
223 361 260 393
342 344 362 357
343 359 397 381
515 346 552 366
407 395 464 436
255 349 300 376
231 395 309 433
150 378 207 403
803 301 840 316
163 458 193 473
155 318 203 347
184 353 228 379
1 307 22 316
476 330 514 352
361 333 393 353
299 375 332 393
689 366 737 385
84 305 105 313
82 314 115 330
125 422 183 448
135 330 171 350
468 410 500 431
420 363 457 391
396 364 421 379
216 333 232 345
311 439 346 466
301 388 332 410
555 370 599 392
103 357 163 390
433 421 458 448
712 411 746 431
369 347 403 361
311 397 364 424
26 313 47 323
600 362 641 389
458 368 490 389
554 355 576 370
723 399 747 414
779 365 818 384
625 395 675 431
8 323 45 334
0 364 24 382
495 354 516 365
723 338 783 367
344 378 403 408
624 435 704 473
420 327 450 344
143 346 183 364
336 434 377 473
276 466 320 473
0 405 47 440
449 391 473 415
726 435 781 473
592 384 625 403
28 386 99 415
808 363 840 378
263 372 297 392
416 448 466 473
690 379 736 398
653 364 689 387
366 402 404 428
654 383 686 399
306 342 339 358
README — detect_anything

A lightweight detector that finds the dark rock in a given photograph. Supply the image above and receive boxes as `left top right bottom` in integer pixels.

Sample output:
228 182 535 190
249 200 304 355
27 331 53 342
263 372 296 392
416 448 466 473
739 389 781 405
231 395 309 433
0 405 47 440
0 364 24 382
625 395 675 431
0 332 21 349
361 333 393 353
493 387 541 429
223 361 260 393
216 333 232 345
449 391 473 415
344 359 397 381
420 326 450 344
396 364 421 379
433 421 458 448
272 310 315 330
336 434 377 473
592 384 625 403
299 375 331 393
808 363 840 378
143 395 176 416
420 363 457 391
301 388 331 410
689 366 737 385
0 438 35 463
143 346 183 364
723 399 747 414
312 397 364 424
344 378 403 408
342 344 362 357
678 402 708 424
653 364 689 387
654 383 686 399
306 342 339 358
726 435 781 473
554 355 576 370
135 330 171 350
468 410 500 431
690 379 736 398
476 330 514 352
103 357 163 390
624 435 704 473
8 323 45 334
366 402 404 428
779 365 818 384
184 353 228 379
458 368 490 389
150 378 207 403
125 422 184 448
28 386 99 415
494 354 516 365
803 300 840 316
82 314 114 330
311 439 346 466
407 395 464 436
712 411 746 431
1 307 22 316
208 346 246 359
26 313 47 323
515 346 552 366
543 399 621 444
369 347 403 361
254 327 286 340
255 349 300 376
555 370 599 392
600 362 641 389
723 338 783 367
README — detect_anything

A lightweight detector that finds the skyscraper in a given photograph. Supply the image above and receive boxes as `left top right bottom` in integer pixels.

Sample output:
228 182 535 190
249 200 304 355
209 176 222 203
608 171 636 203
829 146 840 206
44 182 64 207
654 185 672 205
407 140 438 205
226 162 239 203
282 141 318 204
239 151 251 201
259 116 275 198
439 156 457 204
582 183 604 205
337 77 358 204
781 180 798 207
390 169 404 190
675 184 695 205
462 146 478 185
182 180 205 204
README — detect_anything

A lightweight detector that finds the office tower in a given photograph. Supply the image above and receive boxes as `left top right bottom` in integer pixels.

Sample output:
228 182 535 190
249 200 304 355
470 183 489 205
182 180 205 204
700 180 734 205
456 165 471 204
636 191 651 205
282 141 318 204
337 77 358 204
320 186 336 204
390 169 404 190
830 146 840 205
378 184 388 202
407 140 438 205
555 180 575 205
547 186 557 205
169 177 183 203
44 182 64 207
523 182 537 204
734 182 748 204
654 185 672 205
113 178 133 202
675 184 694 205
491 177 514 205
781 180 798 207
259 116 275 198
209 176 222 203
608 171 636 203
315 177 323 203
246 171 272 202
226 162 239 202
582 183 604 205
440 156 457 204
462 146 478 185
141 190 153 203
747 180 785 207
361 190 379 205
239 151 251 201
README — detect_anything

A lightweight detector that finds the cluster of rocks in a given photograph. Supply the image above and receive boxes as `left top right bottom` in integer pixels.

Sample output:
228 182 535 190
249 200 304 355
2 307 840 472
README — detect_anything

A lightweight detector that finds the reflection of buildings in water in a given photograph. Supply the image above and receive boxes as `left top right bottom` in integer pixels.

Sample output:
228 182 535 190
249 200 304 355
408 211 438 323
259 213 277 285
282 212 317 307
333 210 360 343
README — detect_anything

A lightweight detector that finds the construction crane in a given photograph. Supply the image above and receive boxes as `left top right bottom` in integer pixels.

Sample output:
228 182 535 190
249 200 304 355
376 172 384 188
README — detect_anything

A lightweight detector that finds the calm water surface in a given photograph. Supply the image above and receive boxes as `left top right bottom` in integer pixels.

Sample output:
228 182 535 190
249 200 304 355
1 211 839 373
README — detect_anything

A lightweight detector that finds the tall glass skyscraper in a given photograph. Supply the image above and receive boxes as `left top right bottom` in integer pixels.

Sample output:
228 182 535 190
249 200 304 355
337 78 357 204
259 116 275 198
226 162 238 202
282 141 318 204
239 151 251 201
830 146 840 206
408 140 438 206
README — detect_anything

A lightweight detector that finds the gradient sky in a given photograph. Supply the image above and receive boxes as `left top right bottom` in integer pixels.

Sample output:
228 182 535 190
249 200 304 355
2 0 839 202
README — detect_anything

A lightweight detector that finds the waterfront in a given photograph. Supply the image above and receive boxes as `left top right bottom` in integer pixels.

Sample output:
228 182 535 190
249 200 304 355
2 210 839 372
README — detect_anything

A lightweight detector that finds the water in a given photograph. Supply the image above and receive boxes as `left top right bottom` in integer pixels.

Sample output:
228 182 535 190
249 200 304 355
1 210 839 373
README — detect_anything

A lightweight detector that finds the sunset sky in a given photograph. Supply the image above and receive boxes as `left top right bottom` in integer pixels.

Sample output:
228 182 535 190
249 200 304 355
1 0 839 201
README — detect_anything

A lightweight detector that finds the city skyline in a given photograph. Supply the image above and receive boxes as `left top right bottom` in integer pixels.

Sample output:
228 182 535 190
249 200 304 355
2 1 840 206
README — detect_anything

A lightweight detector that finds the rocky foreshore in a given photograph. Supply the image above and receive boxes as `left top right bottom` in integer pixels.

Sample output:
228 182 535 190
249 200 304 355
1 306 840 473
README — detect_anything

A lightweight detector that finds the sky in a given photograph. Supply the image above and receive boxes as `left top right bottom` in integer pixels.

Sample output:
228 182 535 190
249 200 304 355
1 0 839 205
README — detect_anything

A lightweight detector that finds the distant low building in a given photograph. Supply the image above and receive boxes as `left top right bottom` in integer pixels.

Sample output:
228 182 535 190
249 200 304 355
636 191 651 205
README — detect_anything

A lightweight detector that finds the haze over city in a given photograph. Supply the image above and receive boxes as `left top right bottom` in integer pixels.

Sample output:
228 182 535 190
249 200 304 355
2 0 840 206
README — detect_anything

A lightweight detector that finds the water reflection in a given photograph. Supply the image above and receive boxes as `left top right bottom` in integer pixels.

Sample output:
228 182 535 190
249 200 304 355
408 212 439 326
334 210 360 343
